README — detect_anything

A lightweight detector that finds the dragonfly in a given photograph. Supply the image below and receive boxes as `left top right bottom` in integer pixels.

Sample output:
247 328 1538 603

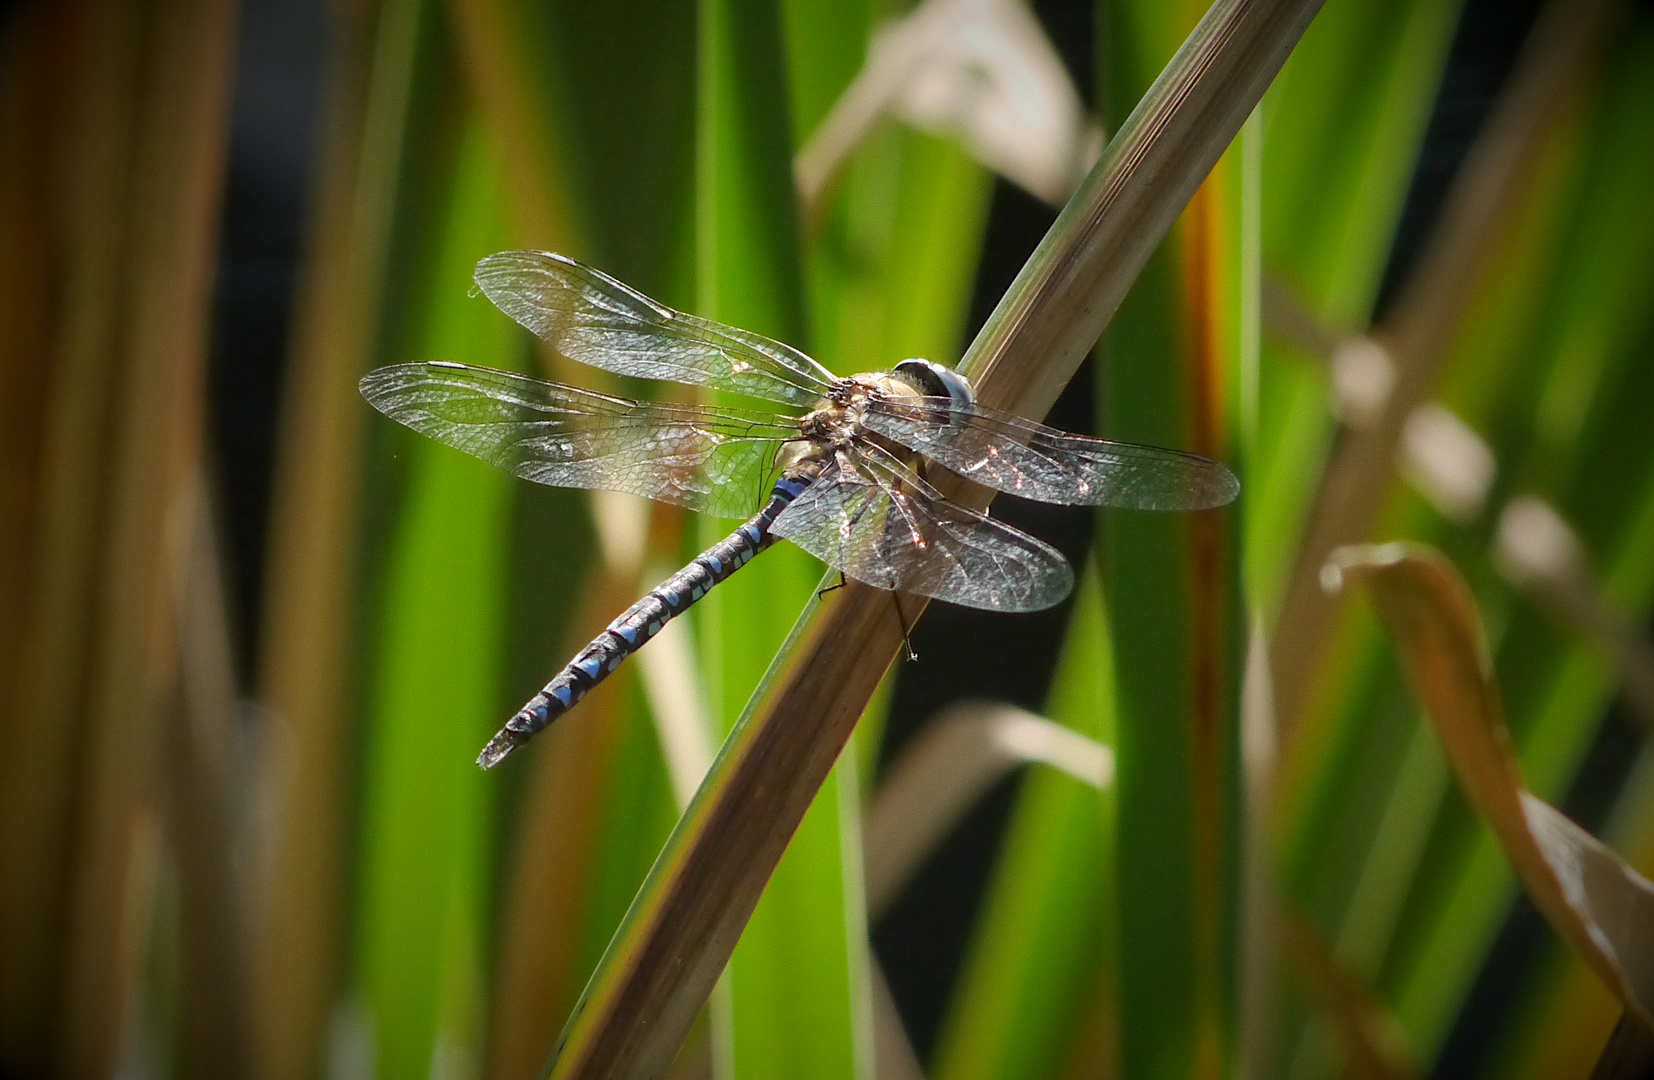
360 251 1239 769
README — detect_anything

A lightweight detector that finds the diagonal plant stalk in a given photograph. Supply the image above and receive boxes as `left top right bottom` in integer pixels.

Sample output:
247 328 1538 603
543 1 1326 1077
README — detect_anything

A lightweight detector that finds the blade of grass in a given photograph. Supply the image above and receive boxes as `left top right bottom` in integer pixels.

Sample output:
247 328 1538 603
694 3 874 1077
780 0 871 198
449 5 714 1072
1307 20 1654 1065
1263 11 1627 1063
930 565 1117 1080
1248 0 1463 619
446 7 665 1076
253 0 422 1072
795 7 997 769
1242 22 1464 1022
352 114 519 1080
794 0 1098 217
863 699 1112 920
804 122 994 396
1269 0 1619 744
962 0 1321 417
445 0 587 252
789 13 1015 1073
545 1 1325 1076
1098 2 1258 1073
1276 907 1421 1080
487 622 658 1080
1492 303 1654 1077
1100 158 1246 1080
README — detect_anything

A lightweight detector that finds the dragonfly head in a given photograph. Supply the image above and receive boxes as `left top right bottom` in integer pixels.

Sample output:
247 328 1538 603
893 359 975 411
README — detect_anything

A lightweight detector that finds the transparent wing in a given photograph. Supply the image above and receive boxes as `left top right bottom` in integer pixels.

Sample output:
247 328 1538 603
360 362 797 519
472 250 837 408
770 446 1073 612
862 396 1240 509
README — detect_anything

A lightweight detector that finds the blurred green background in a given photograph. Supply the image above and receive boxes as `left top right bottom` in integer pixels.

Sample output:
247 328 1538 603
2 0 1652 1078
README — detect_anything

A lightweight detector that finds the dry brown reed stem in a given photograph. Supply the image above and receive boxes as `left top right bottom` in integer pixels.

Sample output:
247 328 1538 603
963 0 1319 415
0 6 91 1071
546 0 1327 1076
1268 0 1619 742
47 0 240 1076
253 2 408 1076
445 0 588 257
167 476 252 1080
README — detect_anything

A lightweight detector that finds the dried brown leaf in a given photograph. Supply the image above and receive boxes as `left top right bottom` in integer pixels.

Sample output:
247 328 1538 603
1326 543 1654 1030
795 0 1101 216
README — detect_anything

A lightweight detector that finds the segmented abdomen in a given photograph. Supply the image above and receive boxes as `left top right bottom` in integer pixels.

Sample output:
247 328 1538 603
476 467 814 768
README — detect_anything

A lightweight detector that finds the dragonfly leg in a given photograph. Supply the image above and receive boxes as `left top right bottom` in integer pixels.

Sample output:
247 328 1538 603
816 571 848 601
892 593 918 662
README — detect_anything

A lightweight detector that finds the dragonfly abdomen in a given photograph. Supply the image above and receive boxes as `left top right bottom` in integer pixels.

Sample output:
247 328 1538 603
476 463 819 769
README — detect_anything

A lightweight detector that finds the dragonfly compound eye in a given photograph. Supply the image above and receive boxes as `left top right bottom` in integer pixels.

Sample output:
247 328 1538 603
893 358 975 411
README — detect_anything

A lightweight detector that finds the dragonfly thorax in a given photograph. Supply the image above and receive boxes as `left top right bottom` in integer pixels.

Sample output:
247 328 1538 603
806 372 897 440
805 361 973 447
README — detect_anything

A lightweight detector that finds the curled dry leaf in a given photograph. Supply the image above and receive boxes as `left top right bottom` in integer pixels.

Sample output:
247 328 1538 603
862 701 1112 918
1323 542 1654 1030
794 0 1101 217
858 703 1111 1077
